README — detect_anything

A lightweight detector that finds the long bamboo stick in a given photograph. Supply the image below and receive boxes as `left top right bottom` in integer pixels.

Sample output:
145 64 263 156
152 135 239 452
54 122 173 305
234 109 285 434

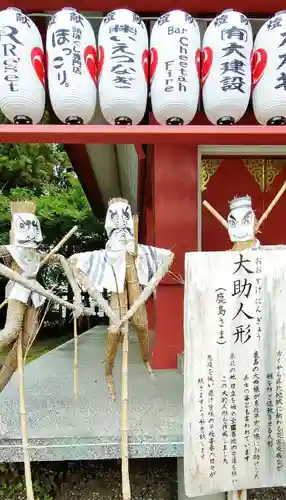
121 319 131 500
203 200 228 228
204 179 286 236
121 215 139 500
41 225 78 266
73 318 78 401
256 180 286 231
119 217 136 499
133 214 139 256
17 330 34 500
0 262 94 315
228 490 247 499
0 225 78 311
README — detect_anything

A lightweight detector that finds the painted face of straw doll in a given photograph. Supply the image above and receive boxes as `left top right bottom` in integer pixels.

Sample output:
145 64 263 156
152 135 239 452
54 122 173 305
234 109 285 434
105 199 134 250
11 213 43 248
227 196 256 243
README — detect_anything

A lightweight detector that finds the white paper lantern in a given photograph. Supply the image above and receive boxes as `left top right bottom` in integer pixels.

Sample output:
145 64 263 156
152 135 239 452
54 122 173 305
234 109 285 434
98 9 148 125
252 11 286 125
150 10 200 125
0 8 45 124
46 7 97 124
202 9 253 125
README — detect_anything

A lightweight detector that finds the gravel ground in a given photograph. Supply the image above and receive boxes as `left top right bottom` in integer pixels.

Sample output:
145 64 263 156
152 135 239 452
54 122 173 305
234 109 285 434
1 459 286 499
56 459 177 500
247 488 286 499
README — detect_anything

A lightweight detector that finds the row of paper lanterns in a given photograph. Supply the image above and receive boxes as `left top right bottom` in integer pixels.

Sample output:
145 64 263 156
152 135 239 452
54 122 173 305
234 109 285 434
0 7 285 126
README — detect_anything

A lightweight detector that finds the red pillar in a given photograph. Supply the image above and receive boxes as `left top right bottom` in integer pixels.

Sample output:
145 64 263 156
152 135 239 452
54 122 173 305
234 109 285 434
145 205 155 333
144 150 155 331
151 144 198 369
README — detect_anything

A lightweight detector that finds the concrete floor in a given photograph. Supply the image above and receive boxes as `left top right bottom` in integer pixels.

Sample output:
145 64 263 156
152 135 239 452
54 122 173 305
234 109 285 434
0 326 183 462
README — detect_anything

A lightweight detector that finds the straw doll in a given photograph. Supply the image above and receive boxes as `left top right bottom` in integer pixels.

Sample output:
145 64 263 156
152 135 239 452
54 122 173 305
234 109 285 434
227 195 260 250
0 200 82 392
69 197 174 400
203 180 286 252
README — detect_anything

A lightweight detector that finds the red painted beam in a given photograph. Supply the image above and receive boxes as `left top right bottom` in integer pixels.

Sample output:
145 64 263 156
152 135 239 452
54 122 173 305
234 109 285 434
1 0 282 13
0 124 286 145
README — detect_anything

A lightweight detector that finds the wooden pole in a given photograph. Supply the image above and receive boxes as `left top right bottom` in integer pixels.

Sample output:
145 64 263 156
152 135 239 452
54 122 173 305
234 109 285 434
121 319 131 500
133 214 139 256
204 180 286 237
17 330 34 500
0 262 93 315
202 200 228 229
120 214 139 500
41 225 78 266
228 491 247 500
256 180 286 231
73 318 78 402
0 225 78 311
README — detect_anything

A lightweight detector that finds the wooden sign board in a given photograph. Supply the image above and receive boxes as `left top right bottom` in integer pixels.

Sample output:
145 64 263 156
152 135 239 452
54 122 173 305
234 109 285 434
184 249 286 497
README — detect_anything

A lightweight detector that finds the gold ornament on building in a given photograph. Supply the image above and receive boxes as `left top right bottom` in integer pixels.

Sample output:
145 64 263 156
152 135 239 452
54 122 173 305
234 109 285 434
243 158 284 192
201 159 222 191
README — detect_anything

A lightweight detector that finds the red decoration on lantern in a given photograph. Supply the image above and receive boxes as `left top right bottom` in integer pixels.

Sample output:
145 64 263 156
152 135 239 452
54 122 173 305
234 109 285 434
252 48 267 89
31 47 45 88
150 47 158 84
84 45 97 84
201 47 213 86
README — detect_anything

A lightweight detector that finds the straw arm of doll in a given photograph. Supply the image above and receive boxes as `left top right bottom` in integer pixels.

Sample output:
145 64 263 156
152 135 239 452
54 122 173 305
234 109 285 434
47 254 82 316
0 246 12 262
118 249 174 327
68 256 120 325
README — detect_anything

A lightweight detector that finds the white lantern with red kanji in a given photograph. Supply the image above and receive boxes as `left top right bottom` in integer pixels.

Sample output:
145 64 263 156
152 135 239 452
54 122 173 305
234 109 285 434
150 10 200 125
46 7 97 124
202 9 253 125
0 8 45 124
252 11 286 125
98 9 148 125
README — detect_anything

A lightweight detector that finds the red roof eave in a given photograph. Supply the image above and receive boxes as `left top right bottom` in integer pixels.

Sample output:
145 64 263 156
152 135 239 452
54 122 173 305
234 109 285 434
1 0 282 13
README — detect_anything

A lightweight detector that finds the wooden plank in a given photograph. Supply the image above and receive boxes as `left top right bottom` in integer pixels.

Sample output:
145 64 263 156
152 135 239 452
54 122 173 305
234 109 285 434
1 124 286 145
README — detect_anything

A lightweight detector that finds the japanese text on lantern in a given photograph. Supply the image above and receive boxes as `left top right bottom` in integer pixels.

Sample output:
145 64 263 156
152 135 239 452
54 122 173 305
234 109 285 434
215 12 249 94
266 15 286 91
0 13 31 92
50 11 84 87
162 13 194 93
108 15 141 90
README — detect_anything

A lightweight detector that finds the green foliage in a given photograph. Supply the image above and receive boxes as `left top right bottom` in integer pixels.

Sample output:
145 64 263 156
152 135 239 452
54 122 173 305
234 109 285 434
0 142 105 251
0 463 56 499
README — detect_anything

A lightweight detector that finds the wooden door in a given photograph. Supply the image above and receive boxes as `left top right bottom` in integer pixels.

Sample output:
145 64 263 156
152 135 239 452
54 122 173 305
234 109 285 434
201 157 286 251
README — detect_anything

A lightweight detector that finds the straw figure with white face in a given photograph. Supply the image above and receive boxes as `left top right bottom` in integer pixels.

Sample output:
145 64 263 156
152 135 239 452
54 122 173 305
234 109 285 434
227 195 259 250
0 201 82 392
203 179 286 250
69 197 174 400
